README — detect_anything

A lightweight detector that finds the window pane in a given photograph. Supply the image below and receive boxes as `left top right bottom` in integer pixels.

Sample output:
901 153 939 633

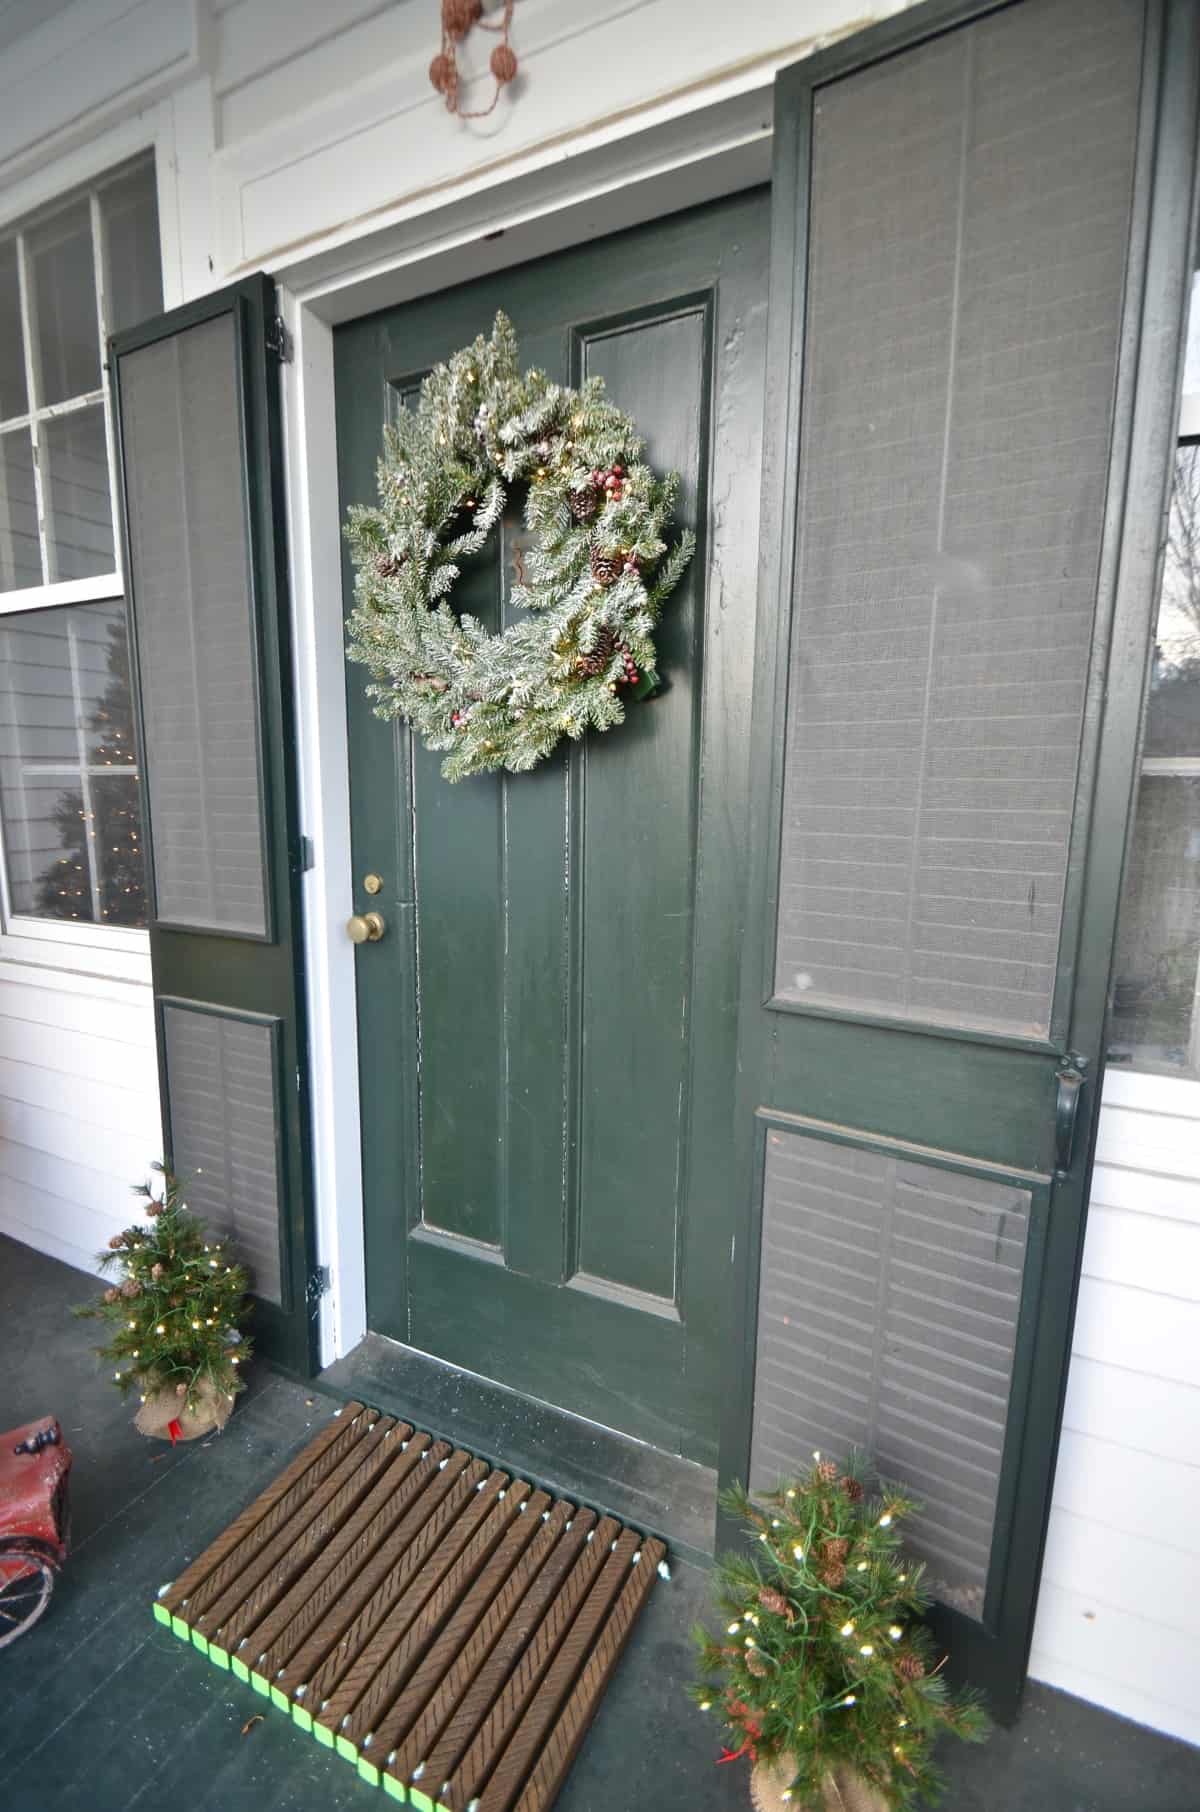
0 599 146 927
42 404 113 581
0 239 28 421
0 430 41 589
100 159 162 337
1110 777 1200 1068
27 199 100 407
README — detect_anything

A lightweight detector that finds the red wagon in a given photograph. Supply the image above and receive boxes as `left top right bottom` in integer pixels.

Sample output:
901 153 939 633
0 1418 72 1646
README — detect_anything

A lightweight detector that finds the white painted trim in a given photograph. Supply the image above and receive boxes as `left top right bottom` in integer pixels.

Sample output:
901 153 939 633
280 105 770 1366
278 289 366 1365
0 102 170 239
1181 392 1200 439
0 573 122 614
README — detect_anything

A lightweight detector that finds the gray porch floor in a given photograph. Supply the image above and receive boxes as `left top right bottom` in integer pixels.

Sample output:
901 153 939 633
1 1234 1196 1812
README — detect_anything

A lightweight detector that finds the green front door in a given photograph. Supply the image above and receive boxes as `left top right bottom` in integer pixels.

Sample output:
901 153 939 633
336 192 769 1463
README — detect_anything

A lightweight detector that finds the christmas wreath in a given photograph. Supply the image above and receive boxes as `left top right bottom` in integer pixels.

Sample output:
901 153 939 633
344 312 695 780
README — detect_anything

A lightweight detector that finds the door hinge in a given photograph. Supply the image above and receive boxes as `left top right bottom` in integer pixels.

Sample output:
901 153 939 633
266 314 293 362
306 1265 331 1308
295 834 315 872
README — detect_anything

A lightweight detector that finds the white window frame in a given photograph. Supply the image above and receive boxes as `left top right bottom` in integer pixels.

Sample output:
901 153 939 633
0 120 173 968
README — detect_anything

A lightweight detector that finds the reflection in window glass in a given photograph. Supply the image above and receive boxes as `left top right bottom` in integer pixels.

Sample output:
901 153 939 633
26 199 101 409
42 405 114 581
100 161 162 338
1110 444 1200 1072
0 239 28 421
0 432 40 590
0 601 146 927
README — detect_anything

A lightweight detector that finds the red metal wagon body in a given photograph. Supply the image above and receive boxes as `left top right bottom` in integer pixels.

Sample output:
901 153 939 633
0 1417 72 1645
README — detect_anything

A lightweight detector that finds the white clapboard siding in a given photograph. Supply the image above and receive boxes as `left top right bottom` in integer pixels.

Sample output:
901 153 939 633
0 954 159 1277
1030 1072 1200 1748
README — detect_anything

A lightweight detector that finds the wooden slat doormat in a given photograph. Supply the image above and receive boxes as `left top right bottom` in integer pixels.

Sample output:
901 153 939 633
151 1400 666 1809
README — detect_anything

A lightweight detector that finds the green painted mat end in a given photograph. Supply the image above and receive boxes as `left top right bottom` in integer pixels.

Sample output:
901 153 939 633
207 1644 230 1671
407 1788 436 1812
152 1600 172 1627
336 1735 358 1763
381 1776 407 1803
170 1615 190 1641
314 1722 335 1749
357 1756 381 1786
250 1671 271 1698
191 1628 208 1654
292 1704 313 1733
270 1686 291 1712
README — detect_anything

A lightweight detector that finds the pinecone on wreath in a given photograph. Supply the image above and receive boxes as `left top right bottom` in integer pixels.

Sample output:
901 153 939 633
590 546 624 588
376 551 405 579
575 627 617 678
568 485 600 524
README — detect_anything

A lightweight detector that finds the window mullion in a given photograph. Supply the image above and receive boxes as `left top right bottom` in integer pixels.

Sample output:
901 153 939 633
14 229 49 586
89 189 123 586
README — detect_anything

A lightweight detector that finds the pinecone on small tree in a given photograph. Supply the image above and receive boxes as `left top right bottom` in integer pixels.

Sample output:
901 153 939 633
375 551 405 579
842 1475 864 1502
575 626 617 678
589 546 623 588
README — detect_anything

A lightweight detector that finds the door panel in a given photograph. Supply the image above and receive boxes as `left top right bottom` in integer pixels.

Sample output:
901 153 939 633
724 0 1199 1720
337 194 769 1463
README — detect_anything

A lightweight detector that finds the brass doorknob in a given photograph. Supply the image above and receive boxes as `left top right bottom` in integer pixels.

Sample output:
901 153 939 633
346 911 386 944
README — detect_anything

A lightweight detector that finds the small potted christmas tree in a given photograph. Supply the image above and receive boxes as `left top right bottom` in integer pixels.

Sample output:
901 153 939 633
691 1457 988 1810
78 1165 253 1442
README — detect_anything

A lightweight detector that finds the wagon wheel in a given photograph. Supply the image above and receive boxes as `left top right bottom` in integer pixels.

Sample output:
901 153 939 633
0 1548 55 1647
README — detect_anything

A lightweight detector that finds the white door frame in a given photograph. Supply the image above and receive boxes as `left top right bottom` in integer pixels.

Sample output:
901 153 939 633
275 90 773 1367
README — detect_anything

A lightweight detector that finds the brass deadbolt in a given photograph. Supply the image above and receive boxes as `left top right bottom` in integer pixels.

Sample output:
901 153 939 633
363 873 383 895
347 911 386 944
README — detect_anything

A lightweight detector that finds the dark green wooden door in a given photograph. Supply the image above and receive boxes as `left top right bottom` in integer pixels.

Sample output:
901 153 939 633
721 0 1199 1719
337 193 769 1463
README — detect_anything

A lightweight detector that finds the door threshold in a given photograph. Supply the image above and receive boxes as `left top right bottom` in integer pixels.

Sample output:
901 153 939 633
318 1331 717 1569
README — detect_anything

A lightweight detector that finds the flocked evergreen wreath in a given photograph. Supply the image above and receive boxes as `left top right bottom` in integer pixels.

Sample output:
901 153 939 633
344 312 695 780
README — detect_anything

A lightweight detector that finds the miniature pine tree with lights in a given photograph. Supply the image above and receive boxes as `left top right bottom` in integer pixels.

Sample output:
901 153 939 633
691 1457 988 1809
78 1165 252 1429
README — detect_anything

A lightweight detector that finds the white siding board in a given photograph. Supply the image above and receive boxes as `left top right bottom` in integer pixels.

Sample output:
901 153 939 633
0 1051 153 1132
1030 1583 1200 1736
0 1015 158 1091
1060 1355 1200 1464
0 976 151 1044
1039 1504 1200 1634
1089 1158 1200 1226
1070 1277 1200 1390
1043 1430 1198 1556
0 1092 152 1185
1094 1104 1200 1177
1078 1204 1200 1299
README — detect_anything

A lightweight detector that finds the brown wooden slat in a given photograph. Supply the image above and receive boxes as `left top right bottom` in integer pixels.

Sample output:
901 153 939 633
345 1478 533 1746
275 1440 460 1700
432 1517 622 1812
217 1417 412 1651
365 1489 555 1763
194 1415 399 1641
474 1529 643 1812
305 1454 486 1711
161 1402 371 1616
243 1431 434 1670
316 1463 505 1735
512 1537 666 1812
397 1506 598 1802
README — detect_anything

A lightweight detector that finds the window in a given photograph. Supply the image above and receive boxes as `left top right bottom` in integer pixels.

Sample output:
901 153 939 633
1109 273 1200 1072
0 156 160 937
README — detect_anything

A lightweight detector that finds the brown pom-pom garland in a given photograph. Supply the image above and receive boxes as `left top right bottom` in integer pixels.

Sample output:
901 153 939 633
431 0 517 118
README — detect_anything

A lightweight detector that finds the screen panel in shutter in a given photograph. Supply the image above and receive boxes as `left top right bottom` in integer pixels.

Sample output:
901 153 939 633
162 1003 284 1305
749 1126 1033 1619
119 314 268 937
773 0 1141 1036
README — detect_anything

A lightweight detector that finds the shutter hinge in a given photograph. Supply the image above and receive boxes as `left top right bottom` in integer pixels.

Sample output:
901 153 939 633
266 314 293 362
306 1265 331 1308
296 834 315 872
